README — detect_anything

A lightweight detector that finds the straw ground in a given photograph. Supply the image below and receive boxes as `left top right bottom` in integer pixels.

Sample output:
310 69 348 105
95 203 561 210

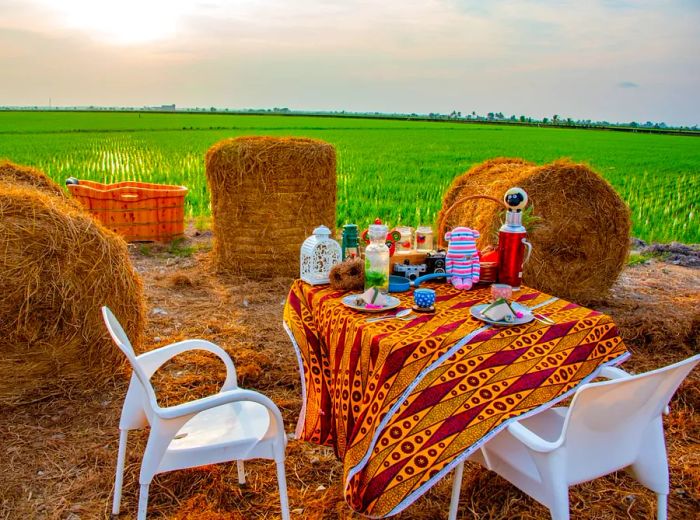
0 230 697 519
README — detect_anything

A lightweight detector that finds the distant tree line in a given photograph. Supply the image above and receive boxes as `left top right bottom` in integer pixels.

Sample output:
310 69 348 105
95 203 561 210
0 105 697 134
431 109 689 132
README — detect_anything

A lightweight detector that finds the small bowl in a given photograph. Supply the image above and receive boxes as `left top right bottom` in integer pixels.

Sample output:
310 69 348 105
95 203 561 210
491 284 513 301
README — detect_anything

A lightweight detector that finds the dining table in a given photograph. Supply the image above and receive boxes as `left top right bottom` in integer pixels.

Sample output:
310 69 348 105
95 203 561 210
283 280 629 518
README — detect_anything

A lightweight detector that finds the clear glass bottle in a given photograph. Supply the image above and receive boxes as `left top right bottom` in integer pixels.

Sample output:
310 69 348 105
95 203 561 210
364 224 390 293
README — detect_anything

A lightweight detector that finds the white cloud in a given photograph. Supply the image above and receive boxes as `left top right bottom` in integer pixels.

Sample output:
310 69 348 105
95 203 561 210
0 0 698 124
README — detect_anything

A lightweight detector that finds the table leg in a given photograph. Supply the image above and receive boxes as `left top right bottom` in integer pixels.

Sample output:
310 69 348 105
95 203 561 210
449 461 465 520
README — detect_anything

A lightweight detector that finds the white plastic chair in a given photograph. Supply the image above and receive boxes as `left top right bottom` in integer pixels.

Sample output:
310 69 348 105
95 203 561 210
449 354 700 520
102 306 290 520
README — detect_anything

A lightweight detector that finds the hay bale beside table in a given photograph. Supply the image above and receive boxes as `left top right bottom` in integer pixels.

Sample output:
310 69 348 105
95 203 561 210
206 136 336 278
0 183 146 404
438 158 631 305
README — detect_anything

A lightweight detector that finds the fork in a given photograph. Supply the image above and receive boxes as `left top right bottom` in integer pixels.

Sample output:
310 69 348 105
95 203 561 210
533 313 556 325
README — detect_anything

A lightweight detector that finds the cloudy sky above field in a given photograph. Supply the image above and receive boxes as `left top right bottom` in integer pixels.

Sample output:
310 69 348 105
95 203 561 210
0 0 698 125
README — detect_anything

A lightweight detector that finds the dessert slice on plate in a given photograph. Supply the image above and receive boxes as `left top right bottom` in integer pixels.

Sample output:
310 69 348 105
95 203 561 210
481 297 517 323
360 287 389 309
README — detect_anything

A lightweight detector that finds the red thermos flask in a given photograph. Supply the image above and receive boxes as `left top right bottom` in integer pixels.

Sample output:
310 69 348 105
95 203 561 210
497 188 533 290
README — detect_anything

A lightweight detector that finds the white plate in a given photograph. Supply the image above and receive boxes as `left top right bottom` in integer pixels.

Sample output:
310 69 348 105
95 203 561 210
470 302 534 326
342 294 401 313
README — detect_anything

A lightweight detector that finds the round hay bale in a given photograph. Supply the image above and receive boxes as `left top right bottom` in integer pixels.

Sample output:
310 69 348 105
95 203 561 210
441 157 535 216
0 184 146 404
438 158 631 304
0 159 68 199
205 136 336 278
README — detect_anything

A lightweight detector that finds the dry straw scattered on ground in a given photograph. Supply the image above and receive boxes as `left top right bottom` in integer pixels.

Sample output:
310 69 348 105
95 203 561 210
206 136 337 278
604 263 700 356
439 158 631 305
0 182 146 405
1 229 696 520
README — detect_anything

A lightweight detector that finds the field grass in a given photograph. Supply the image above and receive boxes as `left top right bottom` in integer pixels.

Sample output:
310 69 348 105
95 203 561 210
0 111 698 243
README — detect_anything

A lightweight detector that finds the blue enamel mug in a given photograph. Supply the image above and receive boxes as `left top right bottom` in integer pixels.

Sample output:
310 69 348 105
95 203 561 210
414 288 436 309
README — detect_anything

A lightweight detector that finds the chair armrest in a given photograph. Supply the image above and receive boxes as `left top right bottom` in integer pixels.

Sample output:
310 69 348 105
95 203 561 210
137 339 237 390
598 366 632 380
156 388 286 440
506 421 563 453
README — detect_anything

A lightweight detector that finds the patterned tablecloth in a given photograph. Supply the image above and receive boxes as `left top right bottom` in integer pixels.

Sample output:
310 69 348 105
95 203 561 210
283 281 629 518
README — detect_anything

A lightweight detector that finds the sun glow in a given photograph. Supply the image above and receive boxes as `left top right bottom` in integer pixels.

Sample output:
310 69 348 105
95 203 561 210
36 0 198 44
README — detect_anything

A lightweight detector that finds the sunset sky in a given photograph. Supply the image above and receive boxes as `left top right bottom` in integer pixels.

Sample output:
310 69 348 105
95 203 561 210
1 0 698 125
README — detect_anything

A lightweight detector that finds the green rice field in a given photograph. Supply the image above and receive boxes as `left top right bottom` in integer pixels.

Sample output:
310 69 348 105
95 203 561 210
0 111 698 243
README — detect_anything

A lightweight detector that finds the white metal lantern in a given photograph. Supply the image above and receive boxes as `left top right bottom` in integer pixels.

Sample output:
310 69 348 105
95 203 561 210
300 225 342 285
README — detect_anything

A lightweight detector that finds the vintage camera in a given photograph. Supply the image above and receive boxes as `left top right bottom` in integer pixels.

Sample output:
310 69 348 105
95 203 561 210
393 261 426 281
425 250 447 282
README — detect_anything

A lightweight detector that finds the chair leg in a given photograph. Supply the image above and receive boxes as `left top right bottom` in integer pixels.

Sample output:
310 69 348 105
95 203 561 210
448 461 464 520
530 450 569 520
137 483 150 520
112 429 128 515
629 419 669 495
276 459 290 520
547 488 570 520
656 493 667 520
237 460 246 485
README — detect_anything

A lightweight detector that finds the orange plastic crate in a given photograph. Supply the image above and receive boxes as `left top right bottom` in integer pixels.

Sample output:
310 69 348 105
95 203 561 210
67 180 188 242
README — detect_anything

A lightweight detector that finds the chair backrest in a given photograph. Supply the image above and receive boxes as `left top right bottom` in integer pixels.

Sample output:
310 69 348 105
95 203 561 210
561 355 699 483
102 306 159 427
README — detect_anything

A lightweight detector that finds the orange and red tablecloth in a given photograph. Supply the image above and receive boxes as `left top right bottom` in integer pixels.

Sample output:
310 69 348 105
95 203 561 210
283 281 629 518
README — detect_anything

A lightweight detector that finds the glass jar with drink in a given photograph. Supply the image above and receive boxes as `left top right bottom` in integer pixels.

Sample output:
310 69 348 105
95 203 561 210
364 224 390 293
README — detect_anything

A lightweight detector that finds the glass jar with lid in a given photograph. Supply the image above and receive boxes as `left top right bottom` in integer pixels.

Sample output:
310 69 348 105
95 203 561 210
394 226 414 252
415 226 434 251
